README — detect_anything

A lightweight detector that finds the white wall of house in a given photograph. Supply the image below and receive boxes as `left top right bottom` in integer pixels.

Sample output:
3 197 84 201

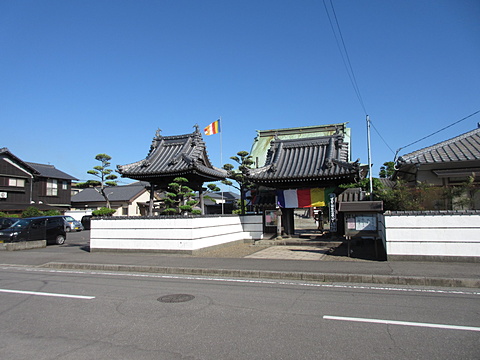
71 190 151 216
126 190 150 216
381 211 480 261
90 215 263 253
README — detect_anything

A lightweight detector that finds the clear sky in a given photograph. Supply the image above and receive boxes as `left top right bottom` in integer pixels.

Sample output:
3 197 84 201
1 0 479 189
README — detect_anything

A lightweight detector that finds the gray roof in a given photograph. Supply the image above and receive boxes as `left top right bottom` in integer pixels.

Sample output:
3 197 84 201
72 181 148 203
398 127 480 165
248 133 363 185
204 191 240 201
117 128 227 183
26 162 78 181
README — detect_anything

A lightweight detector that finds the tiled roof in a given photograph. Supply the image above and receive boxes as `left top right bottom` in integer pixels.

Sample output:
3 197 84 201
248 133 362 184
398 127 480 165
117 128 227 182
205 191 240 200
250 123 351 168
72 181 148 203
26 162 78 180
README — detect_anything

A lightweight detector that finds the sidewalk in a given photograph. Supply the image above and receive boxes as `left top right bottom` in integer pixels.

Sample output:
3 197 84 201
1 240 479 289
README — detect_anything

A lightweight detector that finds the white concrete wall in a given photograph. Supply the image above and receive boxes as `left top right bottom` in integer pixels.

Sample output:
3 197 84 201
382 211 480 260
65 210 92 221
90 215 263 252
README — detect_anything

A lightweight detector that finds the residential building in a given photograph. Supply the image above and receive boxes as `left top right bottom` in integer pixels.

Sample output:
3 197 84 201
0 148 77 213
71 181 153 216
394 126 480 209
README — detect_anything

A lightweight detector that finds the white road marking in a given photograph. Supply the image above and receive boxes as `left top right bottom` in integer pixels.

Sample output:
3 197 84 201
2 265 480 296
0 288 95 300
323 315 480 332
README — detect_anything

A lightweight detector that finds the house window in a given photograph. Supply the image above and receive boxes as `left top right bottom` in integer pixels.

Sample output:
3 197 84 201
122 207 128 215
46 179 58 196
8 178 25 187
62 181 68 190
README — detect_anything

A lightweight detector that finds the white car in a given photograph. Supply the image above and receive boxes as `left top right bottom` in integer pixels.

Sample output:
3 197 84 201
62 216 84 232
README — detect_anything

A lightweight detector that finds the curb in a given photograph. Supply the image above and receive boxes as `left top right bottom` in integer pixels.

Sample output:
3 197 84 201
40 262 480 289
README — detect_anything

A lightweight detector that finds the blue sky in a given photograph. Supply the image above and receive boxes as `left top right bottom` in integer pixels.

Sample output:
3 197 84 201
1 0 479 189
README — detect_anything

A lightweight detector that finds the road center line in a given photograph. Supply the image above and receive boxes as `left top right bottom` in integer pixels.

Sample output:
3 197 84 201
323 315 480 332
0 288 95 300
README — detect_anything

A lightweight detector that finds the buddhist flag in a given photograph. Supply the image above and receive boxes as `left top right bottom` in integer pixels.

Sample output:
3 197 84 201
277 188 325 208
204 119 220 135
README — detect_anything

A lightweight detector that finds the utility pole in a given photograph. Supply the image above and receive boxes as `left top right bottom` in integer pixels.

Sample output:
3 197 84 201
366 115 373 200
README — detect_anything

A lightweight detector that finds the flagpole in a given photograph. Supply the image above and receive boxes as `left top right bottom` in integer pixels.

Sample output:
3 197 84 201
220 116 224 215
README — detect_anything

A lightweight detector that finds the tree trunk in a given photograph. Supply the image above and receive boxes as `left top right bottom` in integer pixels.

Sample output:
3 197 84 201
240 185 245 215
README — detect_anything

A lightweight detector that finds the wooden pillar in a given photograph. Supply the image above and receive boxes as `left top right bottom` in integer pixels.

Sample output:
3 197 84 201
199 187 205 215
148 182 155 217
282 208 295 236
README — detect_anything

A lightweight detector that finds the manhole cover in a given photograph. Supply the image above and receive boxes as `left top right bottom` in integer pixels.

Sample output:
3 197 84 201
158 294 195 303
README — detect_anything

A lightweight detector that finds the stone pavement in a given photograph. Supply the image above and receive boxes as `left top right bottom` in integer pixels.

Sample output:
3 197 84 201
245 245 328 260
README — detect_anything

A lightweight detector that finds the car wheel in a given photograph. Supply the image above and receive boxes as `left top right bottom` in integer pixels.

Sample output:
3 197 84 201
55 235 66 245
66 226 71 232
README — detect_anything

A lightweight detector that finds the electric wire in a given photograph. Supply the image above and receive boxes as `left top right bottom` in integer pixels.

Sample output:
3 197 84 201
323 0 400 167
323 0 367 115
394 109 480 160
370 121 396 155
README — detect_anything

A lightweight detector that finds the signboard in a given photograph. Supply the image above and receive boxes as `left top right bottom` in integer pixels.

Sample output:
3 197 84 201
264 210 278 226
0 192 7 199
355 215 377 231
329 193 337 232
344 213 378 236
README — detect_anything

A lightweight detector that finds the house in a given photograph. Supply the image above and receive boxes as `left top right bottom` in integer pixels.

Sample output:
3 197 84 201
0 147 78 214
394 125 480 209
201 191 240 214
71 181 154 216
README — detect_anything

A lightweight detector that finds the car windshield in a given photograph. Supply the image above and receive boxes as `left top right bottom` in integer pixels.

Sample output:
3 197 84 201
65 216 75 222
9 219 30 229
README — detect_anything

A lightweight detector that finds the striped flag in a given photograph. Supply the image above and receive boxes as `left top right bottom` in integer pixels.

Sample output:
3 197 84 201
277 188 325 208
204 119 221 135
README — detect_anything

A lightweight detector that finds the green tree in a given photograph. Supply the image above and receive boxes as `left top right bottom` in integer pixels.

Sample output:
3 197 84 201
222 151 255 215
92 207 116 217
444 176 479 210
379 161 395 179
339 177 384 193
202 183 220 202
85 154 118 208
21 206 43 218
44 210 61 216
163 177 200 215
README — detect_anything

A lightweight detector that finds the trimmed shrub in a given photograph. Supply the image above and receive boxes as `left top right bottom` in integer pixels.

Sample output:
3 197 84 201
92 207 116 217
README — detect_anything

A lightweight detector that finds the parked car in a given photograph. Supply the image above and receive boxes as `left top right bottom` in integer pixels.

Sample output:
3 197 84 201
62 215 83 232
81 215 92 230
0 217 18 230
0 216 67 245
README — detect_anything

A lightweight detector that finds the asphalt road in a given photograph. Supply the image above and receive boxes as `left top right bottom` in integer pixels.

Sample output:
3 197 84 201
0 265 479 359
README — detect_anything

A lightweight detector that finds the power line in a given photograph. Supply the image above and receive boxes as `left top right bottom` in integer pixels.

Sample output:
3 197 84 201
370 120 396 155
395 109 480 160
323 0 401 173
323 0 367 115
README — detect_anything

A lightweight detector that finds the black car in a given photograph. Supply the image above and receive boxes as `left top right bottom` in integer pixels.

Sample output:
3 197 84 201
0 217 17 230
0 216 67 245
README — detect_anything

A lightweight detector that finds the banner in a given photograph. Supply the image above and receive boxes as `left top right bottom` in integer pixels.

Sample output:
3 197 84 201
204 119 220 135
276 188 325 208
